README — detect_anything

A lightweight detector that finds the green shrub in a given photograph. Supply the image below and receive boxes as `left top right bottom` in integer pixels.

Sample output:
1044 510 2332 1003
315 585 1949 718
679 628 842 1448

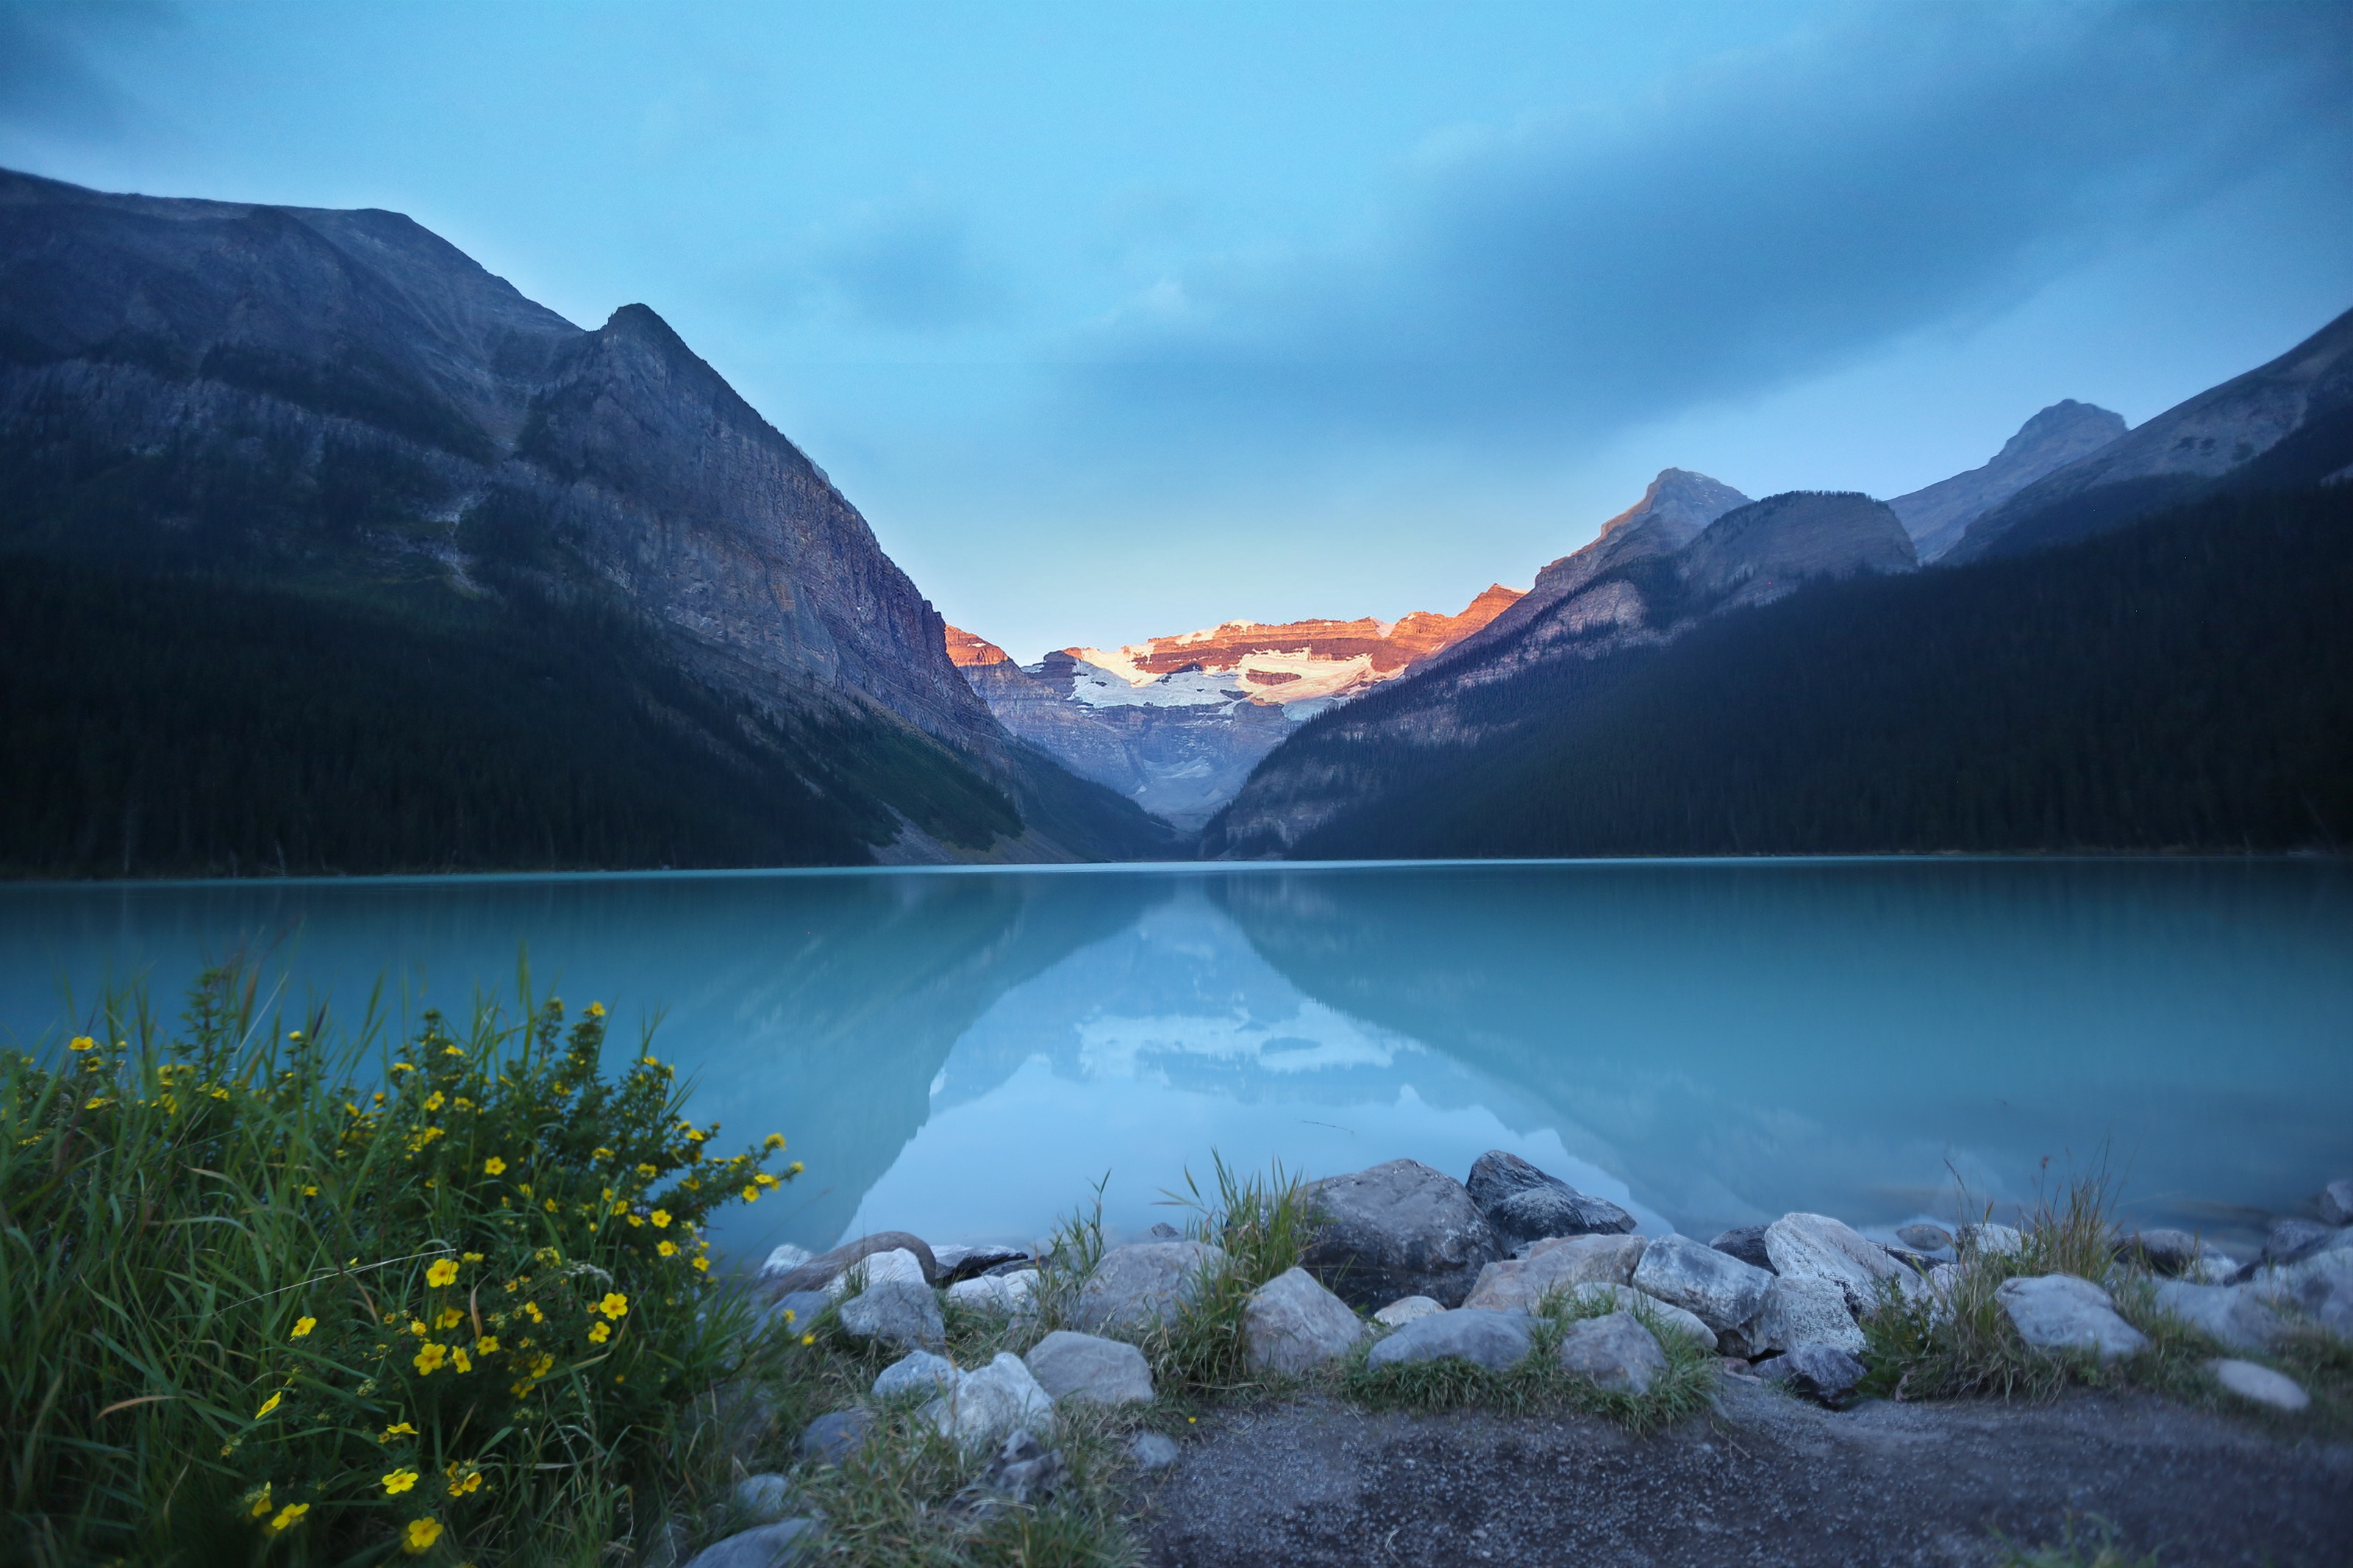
0 966 798 1567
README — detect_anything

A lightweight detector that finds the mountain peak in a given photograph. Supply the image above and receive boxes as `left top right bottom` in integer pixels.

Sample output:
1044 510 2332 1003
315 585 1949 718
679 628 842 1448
1599 468 1753 543
1891 400 2127 562
946 625 1013 667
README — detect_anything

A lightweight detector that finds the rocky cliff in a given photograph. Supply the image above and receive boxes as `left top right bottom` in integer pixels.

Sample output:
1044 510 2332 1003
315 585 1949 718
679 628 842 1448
1949 307 2353 563
0 167 1175 868
1888 401 2128 562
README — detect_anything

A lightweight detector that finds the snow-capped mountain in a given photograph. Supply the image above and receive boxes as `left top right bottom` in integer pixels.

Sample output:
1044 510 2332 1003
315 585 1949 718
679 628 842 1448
949 587 1521 831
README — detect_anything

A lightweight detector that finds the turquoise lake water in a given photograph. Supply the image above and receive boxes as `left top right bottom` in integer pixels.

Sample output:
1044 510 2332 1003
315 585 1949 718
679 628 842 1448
5 859 2349 1267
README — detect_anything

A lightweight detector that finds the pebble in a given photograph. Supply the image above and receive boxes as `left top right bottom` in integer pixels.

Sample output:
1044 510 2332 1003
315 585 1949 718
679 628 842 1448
2208 1357 2310 1412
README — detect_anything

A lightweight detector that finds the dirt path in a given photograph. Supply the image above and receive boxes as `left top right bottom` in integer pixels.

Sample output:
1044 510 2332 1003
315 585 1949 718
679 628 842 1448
1137 1379 2353 1567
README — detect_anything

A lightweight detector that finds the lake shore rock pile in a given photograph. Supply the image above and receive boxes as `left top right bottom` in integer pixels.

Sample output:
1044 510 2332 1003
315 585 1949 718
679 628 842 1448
674 1159 2353 1567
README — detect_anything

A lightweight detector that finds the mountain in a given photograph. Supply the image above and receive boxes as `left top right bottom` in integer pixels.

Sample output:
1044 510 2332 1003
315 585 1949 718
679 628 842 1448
946 587 1521 831
1207 483 2353 859
1888 400 2127 562
1948 306 2353 563
1203 479 1915 855
0 168 1178 873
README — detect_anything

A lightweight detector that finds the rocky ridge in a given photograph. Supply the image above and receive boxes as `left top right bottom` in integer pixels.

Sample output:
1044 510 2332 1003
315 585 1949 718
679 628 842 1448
1888 399 2127 562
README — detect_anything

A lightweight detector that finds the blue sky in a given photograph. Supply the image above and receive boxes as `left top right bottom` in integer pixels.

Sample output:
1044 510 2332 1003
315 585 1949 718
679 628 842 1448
5 1 2350 659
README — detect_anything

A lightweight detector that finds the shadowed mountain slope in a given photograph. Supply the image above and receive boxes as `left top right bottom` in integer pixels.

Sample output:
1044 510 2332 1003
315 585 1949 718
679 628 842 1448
1889 400 2128 562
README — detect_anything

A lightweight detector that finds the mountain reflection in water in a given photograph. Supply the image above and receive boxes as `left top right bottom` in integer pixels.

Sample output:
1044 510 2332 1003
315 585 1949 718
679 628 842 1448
4 860 2347 1264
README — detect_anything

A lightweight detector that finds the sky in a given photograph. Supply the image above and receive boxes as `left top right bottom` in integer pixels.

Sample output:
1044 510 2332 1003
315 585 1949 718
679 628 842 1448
4 1 2351 661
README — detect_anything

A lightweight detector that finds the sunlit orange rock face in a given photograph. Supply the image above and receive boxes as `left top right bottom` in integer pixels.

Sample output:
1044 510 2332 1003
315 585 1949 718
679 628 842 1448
1073 583 1522 686
944 626 1013 667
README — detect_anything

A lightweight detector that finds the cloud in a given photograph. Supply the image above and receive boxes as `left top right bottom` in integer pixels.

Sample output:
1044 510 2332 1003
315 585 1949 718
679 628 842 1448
0 0 168 139
814 192 1004 332
1061 2 2353 458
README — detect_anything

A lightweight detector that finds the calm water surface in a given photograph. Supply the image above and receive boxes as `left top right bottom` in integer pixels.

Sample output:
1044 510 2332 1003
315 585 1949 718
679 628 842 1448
5 859 2349 1264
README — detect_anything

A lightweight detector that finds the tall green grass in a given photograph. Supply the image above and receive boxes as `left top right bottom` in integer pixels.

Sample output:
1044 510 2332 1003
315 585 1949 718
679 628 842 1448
1 966 797 1567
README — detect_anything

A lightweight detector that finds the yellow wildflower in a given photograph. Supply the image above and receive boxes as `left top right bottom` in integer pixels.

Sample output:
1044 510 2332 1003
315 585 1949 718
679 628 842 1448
482 1156 506 1175
403 1517 443 1554
380 1421 417 1442
587 1001 607 1017
426 1259 459 1288
742 1184 760 1203
413 1343 449 1375
291 1316 317 1339
303 1184 319 1196
446 1466 485 1497
476 1334 500 1354
410 1319 428 1336
649 1210 671 1229
763 1132 786 1150
267 1503 308 1533
598 1292 629 1319
588 1322 611 1345
754 1173 780 1189
443 1044 465 1056
543 1198 559 1213
799 1332 814 1346
254 1392 282 1420
788 1161 804 1176
423 1091 445 1112
451 1347 473 1373
83 1097 113 1110
436 1307 465 1330
593 1146 615 1160
463 1251 483 1262
523 1301 543 1322
693 1256 711 1272
657 1240 679 1257
247 1483 271 1518
626 1213 644 1227
382 1468 420 1495
635 1163 658 1178
69 1035 97 1052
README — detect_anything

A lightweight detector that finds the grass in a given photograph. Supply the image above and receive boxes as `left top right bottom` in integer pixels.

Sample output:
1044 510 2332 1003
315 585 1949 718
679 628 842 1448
1990 1514 2160 1567
1 964 799 1567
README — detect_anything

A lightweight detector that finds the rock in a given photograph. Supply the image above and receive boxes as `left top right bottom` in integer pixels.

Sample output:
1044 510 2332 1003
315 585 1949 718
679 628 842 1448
1923 1264 1963 1325
1465 1235 1646 1311
1996 1275 2149 1361
1365 1307 1535 1372
1464 1150 1638 1248
732 1474 796 1525
1630 1234 1774 1333
2115 1228 2201 1276
680 1520 819 1568
2210 1357 2310 1411
1302 1159 1502 1310
2320 1179 2353 1228
1556 1283 1715 1350
766 1231 940 1297
2188 1250 2243 1284
838 1276 946 1353
1243 1267 1366 1373
2250 1246 2353 1333
1555 1311 1667 1395
932 1245 1030 1284
1958 1222 2024 1259
824 1247 929 1301
757 1244 813 1286
1896 1223 1954 1253
1752 1275 1866 1357
1878 1243 1934 1270
872 1350 960 1401
983 1256 1038 1278
967 1427 1065 1509
1761 1343 1866 1408
946 1268 1039 1317
1374 1295 1445 1328
2266 1218 2336 1267
2153 1280 2296 1353
1075 1242 1226 1335
1024 1330 1155 1406
1146 1221 1183 1240
1709 1225 1774 1271
924 1352 1057 1451
1764 1214 1909 1314
797 1408 873 1467
1129 1431 1180 1470
762 1290 830 1336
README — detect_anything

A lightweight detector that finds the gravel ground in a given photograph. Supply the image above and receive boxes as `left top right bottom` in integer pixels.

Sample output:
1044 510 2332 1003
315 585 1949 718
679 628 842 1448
1137 1376 2353 1567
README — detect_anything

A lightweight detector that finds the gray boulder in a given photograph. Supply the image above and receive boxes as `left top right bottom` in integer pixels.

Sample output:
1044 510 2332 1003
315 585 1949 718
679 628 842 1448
1464 1235 1646 1311
1764 1213 1909 1314
924 1352 1057 1451
2209 1358 2310 1412
1366 1307 1535 1372
681 1520 818 1568
826 1247 928 1300
1761 1343 1865 1408
1957 1222 2024 1259
1630 1234 1773 1333
2115 1228 2202 1276
1896 1223 1954 1253
932 1244 1030 1284
1555 1282 1715 1349
1076 1241 1226 1334
838 1276 945 1353
1555 1311 1667 1395
2320 1179 2353 1228
2251 1247 2353 1339
1752 1275 1866 1356
1709 1225 1774 1271
1129 1431 1180 1470
2266 1218 2336 1267
1302 1159 1502 1310
966 1428 1065 1509
796 1408 873 1467
1024 1330 1155 1406
946 1268 1039 1317
765 1231 940 1297
1996 1275 2149 1361
732 1474 796 1525
872 1349 960 1401
1465 1150 1637 1248
757 1244 813 1286
1374 1295 1445 1328
2154 1279 2295 1353
1242 1267 1365 1373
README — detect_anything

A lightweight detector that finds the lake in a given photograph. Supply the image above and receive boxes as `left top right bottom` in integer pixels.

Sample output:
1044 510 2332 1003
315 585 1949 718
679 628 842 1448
5 859 2349 1267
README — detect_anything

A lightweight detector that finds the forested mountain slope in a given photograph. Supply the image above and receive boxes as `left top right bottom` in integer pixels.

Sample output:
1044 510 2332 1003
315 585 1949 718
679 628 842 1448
1207 485 2353 859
